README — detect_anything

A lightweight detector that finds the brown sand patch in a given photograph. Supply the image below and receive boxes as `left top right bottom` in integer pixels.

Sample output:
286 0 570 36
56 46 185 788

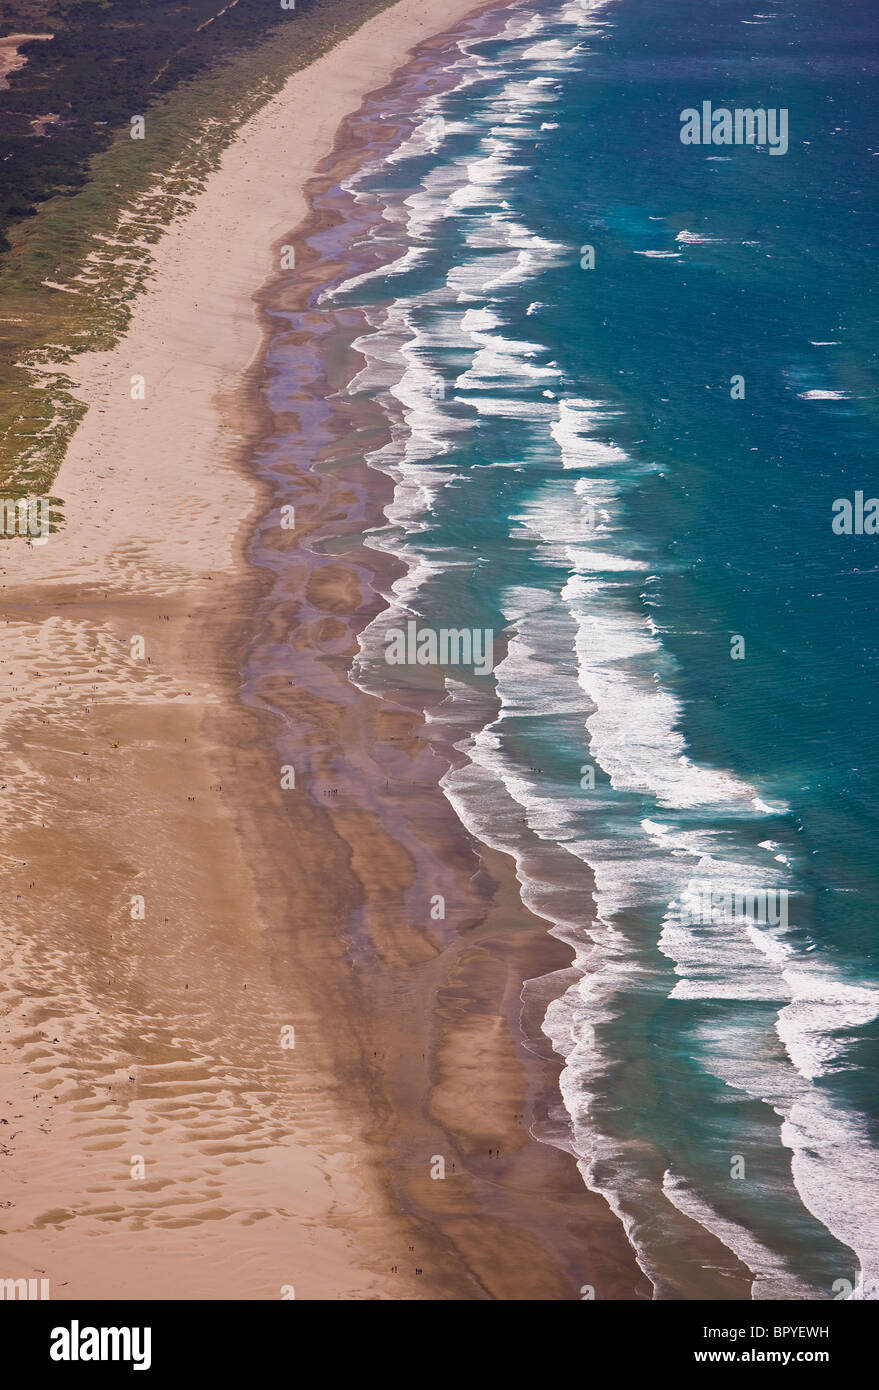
305 562 363 614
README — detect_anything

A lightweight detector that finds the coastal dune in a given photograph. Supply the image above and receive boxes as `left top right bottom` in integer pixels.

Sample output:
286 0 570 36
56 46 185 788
0 34 53 91
0 0 645 1299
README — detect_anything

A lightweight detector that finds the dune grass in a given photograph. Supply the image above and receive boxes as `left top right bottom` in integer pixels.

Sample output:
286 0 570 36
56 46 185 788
0 0 397 523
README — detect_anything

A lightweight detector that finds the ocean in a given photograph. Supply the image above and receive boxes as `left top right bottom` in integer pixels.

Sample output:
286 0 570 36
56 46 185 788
258 0 879 1298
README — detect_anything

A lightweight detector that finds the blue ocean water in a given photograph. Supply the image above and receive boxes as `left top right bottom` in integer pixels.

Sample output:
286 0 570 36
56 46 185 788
320 0 879 1297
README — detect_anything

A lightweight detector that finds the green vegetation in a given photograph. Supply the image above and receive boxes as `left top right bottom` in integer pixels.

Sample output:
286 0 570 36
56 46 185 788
0 1 295 257
0 0 399 516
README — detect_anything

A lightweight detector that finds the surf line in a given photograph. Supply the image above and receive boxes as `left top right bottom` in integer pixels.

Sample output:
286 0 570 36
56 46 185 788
384 621 495 676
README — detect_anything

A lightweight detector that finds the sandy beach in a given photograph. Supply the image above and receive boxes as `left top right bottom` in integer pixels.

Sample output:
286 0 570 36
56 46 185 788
0 0 646 1300
0 35 53 91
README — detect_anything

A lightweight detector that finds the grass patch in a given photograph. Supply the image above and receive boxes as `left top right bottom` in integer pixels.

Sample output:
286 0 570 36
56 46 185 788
0 0 401 514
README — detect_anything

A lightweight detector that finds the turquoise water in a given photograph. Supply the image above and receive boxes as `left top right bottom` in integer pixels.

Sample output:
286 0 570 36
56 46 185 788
289 0 879 1297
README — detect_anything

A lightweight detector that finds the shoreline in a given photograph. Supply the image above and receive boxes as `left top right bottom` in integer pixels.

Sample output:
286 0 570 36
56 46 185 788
0 0 646 1298
243 10 649 1299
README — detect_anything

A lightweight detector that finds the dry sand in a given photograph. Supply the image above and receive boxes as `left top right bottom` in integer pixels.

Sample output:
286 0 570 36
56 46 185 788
0 34 53 91
0 0 648 1299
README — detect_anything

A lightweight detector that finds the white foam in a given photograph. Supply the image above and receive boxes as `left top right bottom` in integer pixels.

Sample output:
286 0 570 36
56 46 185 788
777 971 879 1081
327 0 879 1300
662 1171 811 1299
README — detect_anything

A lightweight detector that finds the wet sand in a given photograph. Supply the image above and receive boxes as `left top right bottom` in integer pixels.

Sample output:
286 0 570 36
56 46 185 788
0 0 647 1299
